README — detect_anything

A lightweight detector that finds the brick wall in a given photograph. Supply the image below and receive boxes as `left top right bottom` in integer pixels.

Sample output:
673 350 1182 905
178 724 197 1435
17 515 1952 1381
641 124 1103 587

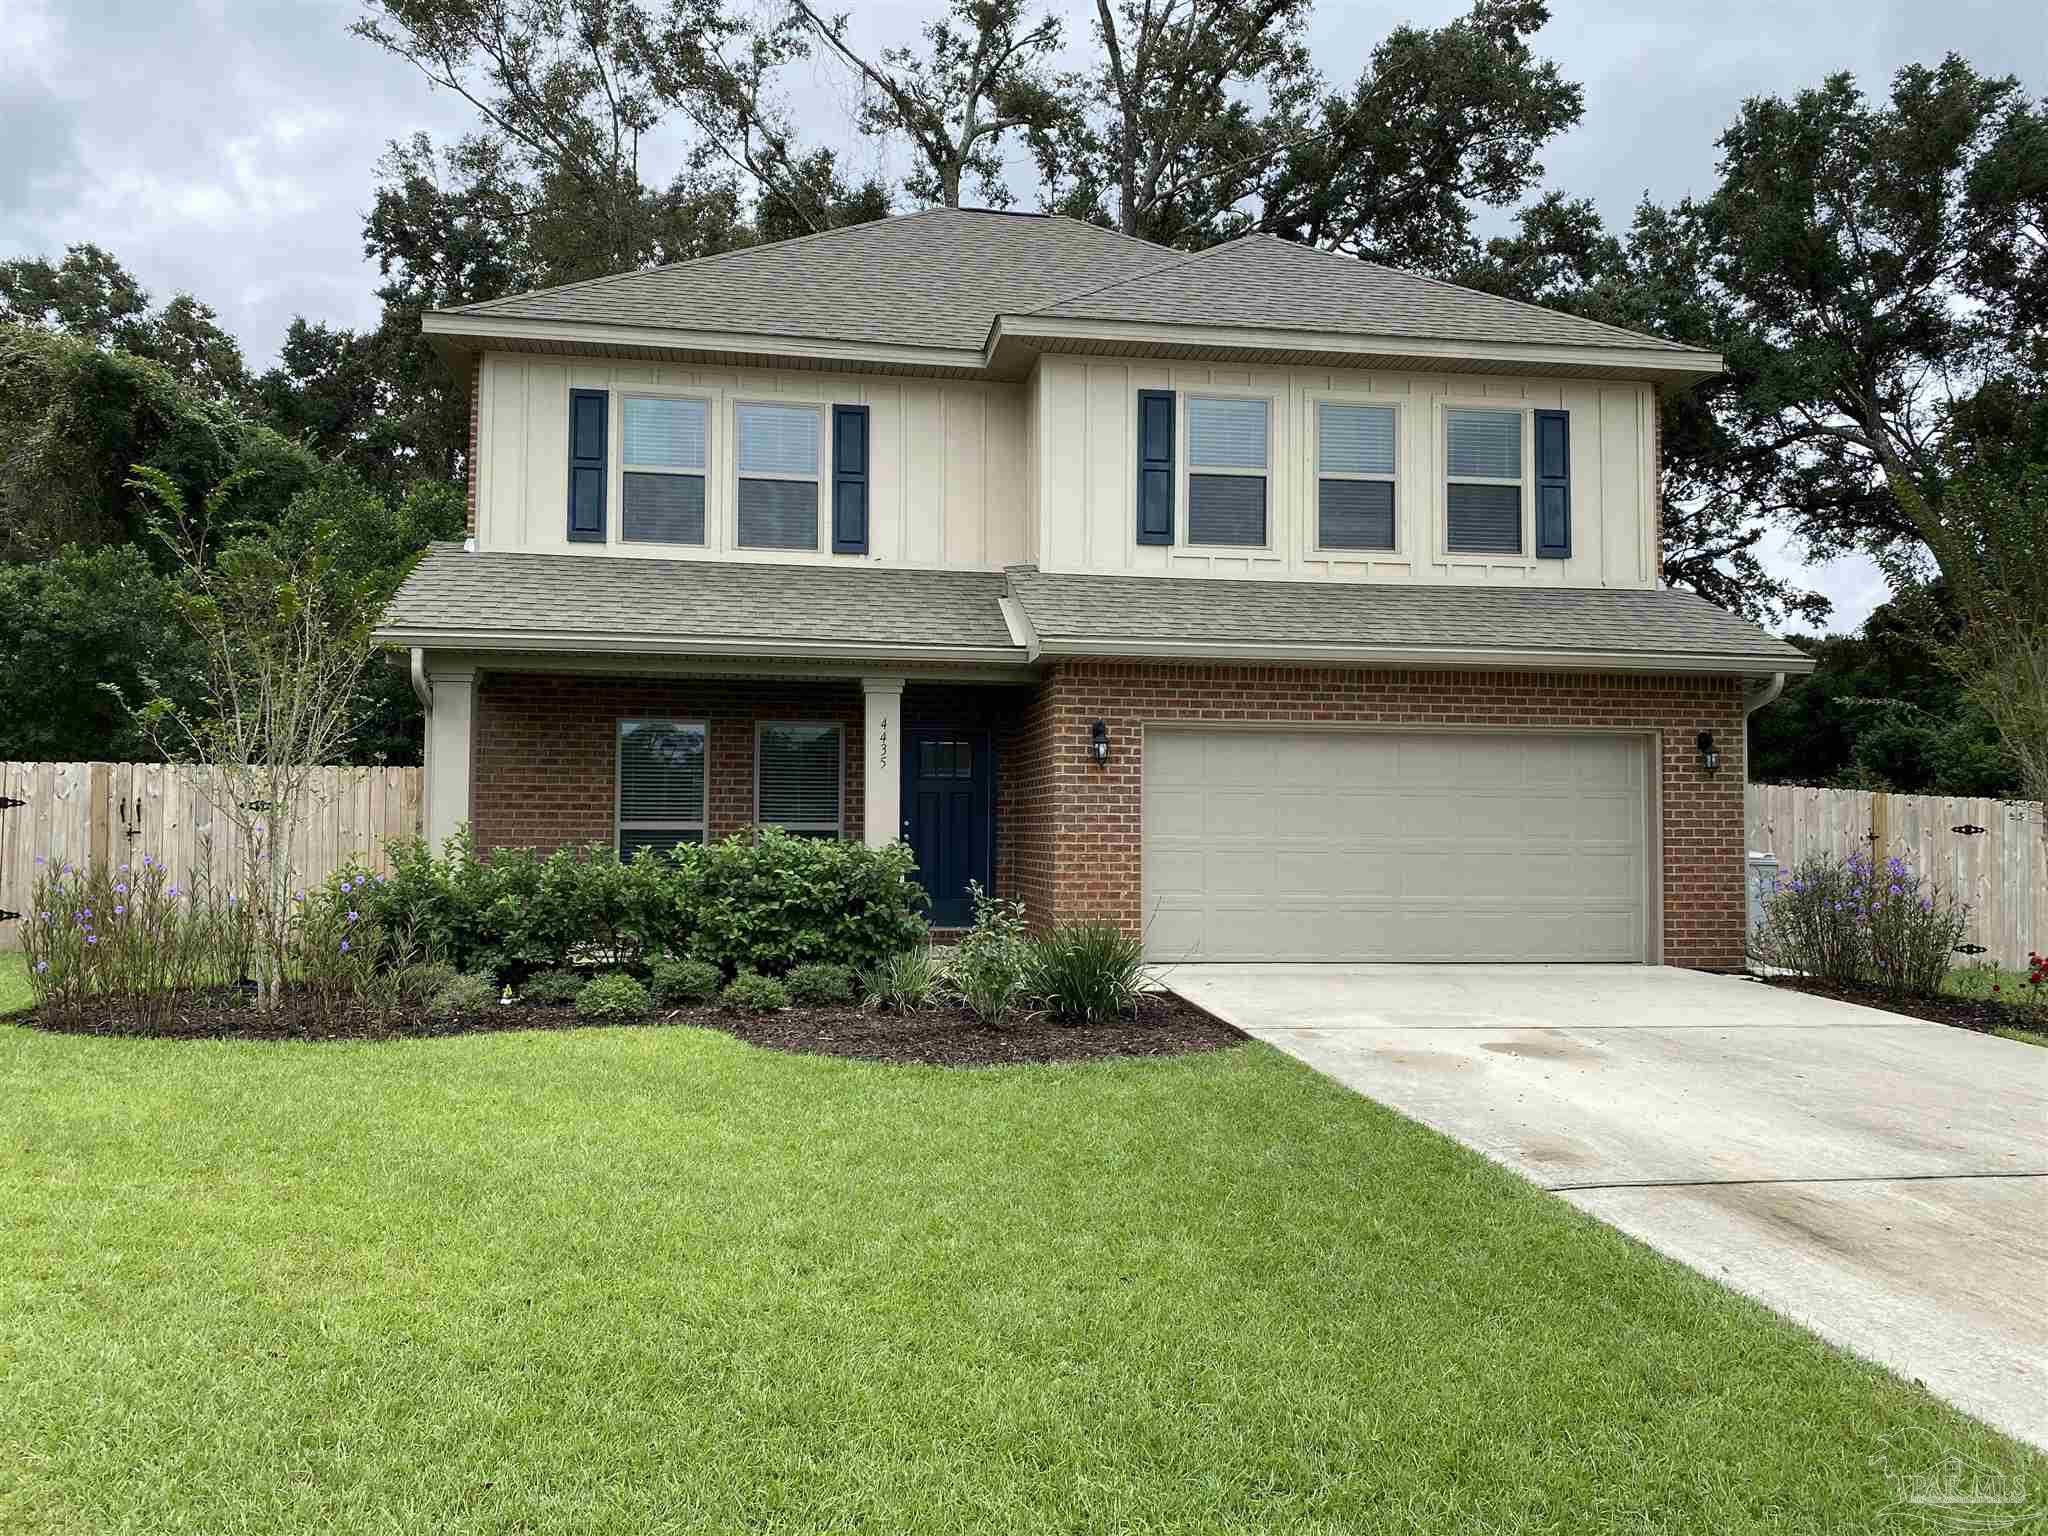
1015 661 1751 969
473 673 866 852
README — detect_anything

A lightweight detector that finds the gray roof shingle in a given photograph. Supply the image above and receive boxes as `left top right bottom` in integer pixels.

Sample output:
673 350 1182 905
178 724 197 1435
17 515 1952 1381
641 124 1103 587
437 209 1707 362
1026 234 1693 352
443 209 1174 353
1005 567 1812 671
379 545 1020 653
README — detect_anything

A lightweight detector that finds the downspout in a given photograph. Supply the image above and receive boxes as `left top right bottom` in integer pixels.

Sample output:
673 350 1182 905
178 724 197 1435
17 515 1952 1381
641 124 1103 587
1743 671 1786 719
410 648 432 714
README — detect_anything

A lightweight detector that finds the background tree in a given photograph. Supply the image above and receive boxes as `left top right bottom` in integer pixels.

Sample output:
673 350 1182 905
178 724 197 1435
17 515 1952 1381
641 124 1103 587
1 244 252 403
792 0 1066 209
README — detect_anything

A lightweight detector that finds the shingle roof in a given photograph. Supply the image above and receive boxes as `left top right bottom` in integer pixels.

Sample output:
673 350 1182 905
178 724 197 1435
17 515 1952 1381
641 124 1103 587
443 209 1175 353
379 545 1020 654
436 209 1708 362
381 547 1807 674
1025 234 1694 352
1005 568 1813 671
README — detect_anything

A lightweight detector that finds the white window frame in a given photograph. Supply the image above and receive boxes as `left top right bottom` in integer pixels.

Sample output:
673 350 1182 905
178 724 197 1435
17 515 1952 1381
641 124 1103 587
617 390 714 547
754 720 845 838
1439 401 1534 561
1179 389 1276 551
615 718 708 854
1309 394 1401 556
733 399 827 553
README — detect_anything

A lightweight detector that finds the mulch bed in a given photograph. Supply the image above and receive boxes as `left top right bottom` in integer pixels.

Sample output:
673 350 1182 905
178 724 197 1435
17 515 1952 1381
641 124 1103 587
1759 975 2043 1036
14 988 1246 1066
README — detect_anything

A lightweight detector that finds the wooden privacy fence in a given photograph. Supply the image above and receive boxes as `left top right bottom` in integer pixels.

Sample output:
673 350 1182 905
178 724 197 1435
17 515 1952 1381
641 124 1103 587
0 762 422 951
1746 783 2046 970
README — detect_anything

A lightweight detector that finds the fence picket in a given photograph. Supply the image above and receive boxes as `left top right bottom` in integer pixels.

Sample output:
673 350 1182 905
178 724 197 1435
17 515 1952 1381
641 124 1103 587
1748 783 2046 970
0 762 423 950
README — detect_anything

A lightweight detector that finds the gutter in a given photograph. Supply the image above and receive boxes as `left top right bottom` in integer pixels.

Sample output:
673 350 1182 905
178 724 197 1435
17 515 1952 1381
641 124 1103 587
1028 634 1816 678
375 627 1030 669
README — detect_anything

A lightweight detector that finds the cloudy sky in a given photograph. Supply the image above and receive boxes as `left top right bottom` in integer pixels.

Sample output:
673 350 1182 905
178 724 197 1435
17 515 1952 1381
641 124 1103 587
6 0 2043 633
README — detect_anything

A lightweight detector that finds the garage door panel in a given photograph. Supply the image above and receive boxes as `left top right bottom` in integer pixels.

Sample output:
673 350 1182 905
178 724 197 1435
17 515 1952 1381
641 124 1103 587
1143 729 1650 963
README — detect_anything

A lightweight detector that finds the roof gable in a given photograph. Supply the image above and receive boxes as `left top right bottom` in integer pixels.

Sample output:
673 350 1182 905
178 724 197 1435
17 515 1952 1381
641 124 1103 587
445 208 1174 354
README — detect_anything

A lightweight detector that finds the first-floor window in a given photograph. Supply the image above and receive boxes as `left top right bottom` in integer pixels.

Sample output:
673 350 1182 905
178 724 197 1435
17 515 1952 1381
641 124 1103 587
617 720 706 857
756 722 843 838
621 395 708 544
736 402 822 550
1445 407 1524 554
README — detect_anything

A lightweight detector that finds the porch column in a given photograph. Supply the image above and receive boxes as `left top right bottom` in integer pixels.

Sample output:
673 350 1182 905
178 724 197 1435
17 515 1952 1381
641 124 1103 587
861 675 905 848
424 662 478 851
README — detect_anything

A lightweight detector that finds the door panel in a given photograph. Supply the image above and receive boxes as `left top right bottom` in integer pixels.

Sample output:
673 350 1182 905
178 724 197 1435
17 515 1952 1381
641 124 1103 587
1143 728 1649 963
904 728 991 928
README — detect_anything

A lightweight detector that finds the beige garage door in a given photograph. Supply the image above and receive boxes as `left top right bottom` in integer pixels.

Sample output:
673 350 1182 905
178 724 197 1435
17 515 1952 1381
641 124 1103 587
1143 729 1651 963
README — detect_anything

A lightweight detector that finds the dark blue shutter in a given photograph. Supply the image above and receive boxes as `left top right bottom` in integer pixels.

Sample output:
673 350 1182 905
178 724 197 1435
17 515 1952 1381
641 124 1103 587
1136 389 1175 545
567 389 607 542
1534 408 1570 559
831 404 869 554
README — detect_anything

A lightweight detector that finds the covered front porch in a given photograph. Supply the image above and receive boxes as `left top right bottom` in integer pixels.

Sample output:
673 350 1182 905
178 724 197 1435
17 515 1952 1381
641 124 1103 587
417 656 1037 929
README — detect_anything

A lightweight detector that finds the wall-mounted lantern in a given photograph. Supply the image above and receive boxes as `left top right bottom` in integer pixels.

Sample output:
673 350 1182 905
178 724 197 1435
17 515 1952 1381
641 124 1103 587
1695 730 1720 775
1090 720 1110 767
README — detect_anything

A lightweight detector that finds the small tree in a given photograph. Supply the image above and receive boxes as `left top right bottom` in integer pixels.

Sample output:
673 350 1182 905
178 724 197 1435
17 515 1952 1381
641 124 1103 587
128 466 388 1004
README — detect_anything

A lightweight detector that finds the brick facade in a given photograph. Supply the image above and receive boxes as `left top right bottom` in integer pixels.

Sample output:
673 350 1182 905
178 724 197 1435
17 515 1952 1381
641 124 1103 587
1010 661 1751 970
472 673 868 852
466 662 1752 969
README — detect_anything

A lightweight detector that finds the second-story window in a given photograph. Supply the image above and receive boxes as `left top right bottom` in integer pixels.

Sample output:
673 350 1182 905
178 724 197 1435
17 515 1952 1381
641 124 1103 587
621 396 708 544
1185 396 1269 546
736 402 822 550
1316 402 1397 550
1445 408 1524 555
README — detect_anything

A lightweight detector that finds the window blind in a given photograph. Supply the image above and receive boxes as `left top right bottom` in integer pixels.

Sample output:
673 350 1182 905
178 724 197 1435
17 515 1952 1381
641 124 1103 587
623 396 706 470
622 473 705 544
758 724 842 834
617 721 705 856
1186 397 1269 469
1318 479 1395 550
1318 402 1396 475
1187 475 1267 545
1446 409 1521 479
736 403 820 475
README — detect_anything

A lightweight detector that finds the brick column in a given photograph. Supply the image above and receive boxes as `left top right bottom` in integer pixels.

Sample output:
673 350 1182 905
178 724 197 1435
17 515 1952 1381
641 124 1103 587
861 675 904 848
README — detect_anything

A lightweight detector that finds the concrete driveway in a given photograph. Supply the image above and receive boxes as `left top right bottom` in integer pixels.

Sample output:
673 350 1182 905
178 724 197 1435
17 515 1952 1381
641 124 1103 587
1167 964 2048 1449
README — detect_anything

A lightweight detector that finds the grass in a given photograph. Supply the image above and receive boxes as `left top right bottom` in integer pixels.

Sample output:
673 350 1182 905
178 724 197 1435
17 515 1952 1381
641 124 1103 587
1944 965 2033 1002
2 1024 2040 1534
0 954 29 1016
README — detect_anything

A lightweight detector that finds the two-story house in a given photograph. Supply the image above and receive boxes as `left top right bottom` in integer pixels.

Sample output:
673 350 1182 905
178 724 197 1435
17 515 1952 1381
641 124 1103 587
378 207 1811 968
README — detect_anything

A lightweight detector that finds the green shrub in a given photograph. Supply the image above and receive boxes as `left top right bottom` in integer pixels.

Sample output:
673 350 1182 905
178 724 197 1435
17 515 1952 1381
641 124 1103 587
356 828 925 982
575 972 651 1020
949 883 1029 1023
1753 851 1968 996
428 972 499 1019
1026 923 1145 1024
686 830 929 976
396 961 460 1005
785 962 854 1006
648 955 723 1006
860 946 946 1013
722 971 790 1012
519 969 585 1007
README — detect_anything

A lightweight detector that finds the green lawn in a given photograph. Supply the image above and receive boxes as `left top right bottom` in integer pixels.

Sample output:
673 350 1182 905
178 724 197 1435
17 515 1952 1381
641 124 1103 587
2 1023 2039 1534
0 954 29 1016
1945 965 2034 1002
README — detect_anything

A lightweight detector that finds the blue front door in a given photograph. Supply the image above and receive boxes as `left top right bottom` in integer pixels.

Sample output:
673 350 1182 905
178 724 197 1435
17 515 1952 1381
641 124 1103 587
903 727 992 928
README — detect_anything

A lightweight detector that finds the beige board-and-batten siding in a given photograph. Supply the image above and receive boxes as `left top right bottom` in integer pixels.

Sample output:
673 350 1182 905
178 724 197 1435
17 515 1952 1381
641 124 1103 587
0 762 421 951
1746 783 2046 971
